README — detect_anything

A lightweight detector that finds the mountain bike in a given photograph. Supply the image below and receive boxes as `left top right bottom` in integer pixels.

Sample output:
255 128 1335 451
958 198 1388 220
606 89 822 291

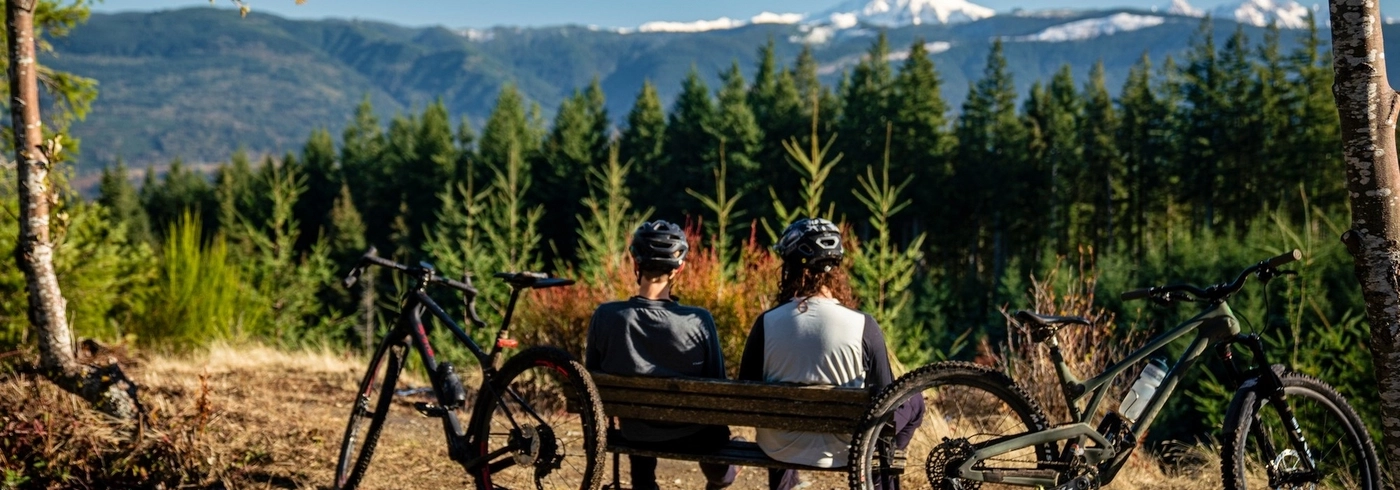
848 250 1381 489
332 247 606 490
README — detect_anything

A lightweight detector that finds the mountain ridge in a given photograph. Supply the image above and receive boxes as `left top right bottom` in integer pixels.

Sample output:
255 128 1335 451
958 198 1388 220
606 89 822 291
44 6 1385 172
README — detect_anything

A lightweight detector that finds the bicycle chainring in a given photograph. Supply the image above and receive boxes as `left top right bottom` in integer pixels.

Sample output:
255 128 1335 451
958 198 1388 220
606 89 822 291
926 437 981 490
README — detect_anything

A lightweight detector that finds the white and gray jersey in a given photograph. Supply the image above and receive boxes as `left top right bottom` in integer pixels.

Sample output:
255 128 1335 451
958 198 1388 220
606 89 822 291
738 297 895 468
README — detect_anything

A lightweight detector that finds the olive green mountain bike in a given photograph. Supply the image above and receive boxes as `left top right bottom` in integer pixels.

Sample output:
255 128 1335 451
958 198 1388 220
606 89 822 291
849 250 1381 490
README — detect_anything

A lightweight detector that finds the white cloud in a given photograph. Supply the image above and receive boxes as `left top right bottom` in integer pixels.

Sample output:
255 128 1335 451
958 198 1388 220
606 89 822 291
1011 13 1166 42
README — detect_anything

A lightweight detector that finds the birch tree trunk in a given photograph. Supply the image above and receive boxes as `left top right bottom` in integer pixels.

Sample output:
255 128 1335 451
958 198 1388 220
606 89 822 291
8 0 135 419
1329 0 1400 474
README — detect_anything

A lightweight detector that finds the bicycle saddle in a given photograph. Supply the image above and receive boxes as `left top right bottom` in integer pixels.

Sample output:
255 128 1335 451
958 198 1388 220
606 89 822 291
494 271 575 289
1014 310 1090 343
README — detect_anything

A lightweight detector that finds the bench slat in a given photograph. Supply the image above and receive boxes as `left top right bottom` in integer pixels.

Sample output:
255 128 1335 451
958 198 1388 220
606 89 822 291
590 373 871 405
597 386 867 420
604 404 857 433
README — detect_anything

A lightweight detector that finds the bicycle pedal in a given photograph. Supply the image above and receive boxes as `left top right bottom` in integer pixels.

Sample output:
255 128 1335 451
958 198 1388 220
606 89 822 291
414 402 451 417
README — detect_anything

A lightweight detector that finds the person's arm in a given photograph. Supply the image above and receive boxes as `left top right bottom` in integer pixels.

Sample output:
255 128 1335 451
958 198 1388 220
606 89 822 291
861 314 895 394
738 314 766 382
584 310 603 372
701 311 726 380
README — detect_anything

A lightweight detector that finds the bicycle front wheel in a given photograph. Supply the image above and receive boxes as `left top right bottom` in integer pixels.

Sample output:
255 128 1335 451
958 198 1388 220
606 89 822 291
468 347 605 490
849 361 1055 490
1220 369 1381 490
334 337 409 490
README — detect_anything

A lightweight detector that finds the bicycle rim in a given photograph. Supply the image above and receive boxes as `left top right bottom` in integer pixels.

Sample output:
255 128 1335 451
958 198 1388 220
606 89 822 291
469 347 603 490
334 340 407 490
1223 373 1378 490
851 362 1054 490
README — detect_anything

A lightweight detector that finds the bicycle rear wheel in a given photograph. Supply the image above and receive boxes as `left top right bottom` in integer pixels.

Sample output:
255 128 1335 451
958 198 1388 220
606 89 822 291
1220 370 1380 490
334 337 409 490
849 361 1055 490
468 347 605 490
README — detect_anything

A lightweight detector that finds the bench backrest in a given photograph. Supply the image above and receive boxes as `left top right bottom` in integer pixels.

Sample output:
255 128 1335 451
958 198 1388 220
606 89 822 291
589 373 873 433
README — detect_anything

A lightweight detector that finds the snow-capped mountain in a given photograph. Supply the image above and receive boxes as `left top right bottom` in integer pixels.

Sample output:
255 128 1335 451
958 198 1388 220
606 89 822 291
816 0 997 27
1011 13 1167 42
1166 0 1205 17
1212 0 1313 28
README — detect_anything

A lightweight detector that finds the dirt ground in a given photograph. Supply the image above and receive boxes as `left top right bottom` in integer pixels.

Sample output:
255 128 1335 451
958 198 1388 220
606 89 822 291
107 345 1222 490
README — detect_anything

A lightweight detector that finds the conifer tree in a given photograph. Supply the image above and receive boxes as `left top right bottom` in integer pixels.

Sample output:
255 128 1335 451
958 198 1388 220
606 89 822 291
711 61 764 219
793 44 841 135
1024 66 1080 255
661 67 716 221
1117 53 1158 261
479 84 540 175
142 158 215 240
891 38 952 244
751 41 807 215
1290 11 1344 208
341 96 390 246
538 89 598 262
951 39 1028 312
1216 25 1261 228
1080 61 1123 254
97 160 152 245
619 80 667 197
294 128 341 251
1182 18 1224 229
214 148 258 235
401 100 457 251
583 77 612 166
838 32 895 217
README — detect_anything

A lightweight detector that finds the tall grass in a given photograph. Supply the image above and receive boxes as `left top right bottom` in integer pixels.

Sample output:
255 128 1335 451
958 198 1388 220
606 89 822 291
137 213 252 351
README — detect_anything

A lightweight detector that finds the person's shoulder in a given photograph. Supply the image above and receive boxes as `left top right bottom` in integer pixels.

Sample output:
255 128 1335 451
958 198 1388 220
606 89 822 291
591 300 635 317
667 302 714 319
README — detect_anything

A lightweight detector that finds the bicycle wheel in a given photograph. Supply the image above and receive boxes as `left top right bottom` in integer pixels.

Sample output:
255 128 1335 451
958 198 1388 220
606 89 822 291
849 361 1055 490
468 346 605 490
334 337 409 490
1220 369 1381 490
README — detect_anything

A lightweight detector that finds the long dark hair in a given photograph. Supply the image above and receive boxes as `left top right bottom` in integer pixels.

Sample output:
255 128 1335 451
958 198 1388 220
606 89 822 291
776 264 858 309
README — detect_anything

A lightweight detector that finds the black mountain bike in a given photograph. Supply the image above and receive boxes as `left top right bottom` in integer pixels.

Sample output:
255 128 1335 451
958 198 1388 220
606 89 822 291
848 250 1381 489
332 248 606 490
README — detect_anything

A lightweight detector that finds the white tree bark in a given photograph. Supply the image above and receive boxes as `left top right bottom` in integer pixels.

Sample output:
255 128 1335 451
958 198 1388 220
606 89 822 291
9 0 135 419
1329 0 1400 475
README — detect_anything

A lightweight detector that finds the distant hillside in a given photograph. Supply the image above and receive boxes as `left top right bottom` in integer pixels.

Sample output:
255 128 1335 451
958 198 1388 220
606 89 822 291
41 7 1388 173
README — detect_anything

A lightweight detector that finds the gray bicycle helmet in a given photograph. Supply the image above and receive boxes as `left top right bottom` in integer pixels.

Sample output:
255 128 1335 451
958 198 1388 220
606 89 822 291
630 220 689 272
775 218 843 271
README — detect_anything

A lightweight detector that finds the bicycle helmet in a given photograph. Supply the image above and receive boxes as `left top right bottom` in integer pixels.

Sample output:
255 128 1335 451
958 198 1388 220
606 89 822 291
775 218 843 271
630 220 689 272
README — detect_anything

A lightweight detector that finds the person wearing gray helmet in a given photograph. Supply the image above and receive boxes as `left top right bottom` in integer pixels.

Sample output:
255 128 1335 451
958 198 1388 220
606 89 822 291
585 220 739 490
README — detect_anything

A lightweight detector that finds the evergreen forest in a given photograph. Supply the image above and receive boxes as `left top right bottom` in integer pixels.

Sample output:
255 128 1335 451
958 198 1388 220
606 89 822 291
0 16 1375 447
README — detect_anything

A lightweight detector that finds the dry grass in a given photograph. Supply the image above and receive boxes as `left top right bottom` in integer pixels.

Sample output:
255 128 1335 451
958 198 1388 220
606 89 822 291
0 340 1243 490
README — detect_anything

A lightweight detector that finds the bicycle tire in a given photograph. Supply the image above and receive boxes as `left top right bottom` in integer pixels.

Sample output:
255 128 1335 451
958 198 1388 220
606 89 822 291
849 361 1055 490
333 338 409 490
1220 368 1381 490
468 346 605 490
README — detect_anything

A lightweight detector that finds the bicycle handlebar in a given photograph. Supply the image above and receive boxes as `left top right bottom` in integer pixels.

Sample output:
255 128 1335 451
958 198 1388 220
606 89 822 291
342 246 481 297
1120 249 1301 303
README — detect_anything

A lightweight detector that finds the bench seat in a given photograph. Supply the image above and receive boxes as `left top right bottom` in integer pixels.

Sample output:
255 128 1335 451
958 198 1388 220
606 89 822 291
589 372 905 475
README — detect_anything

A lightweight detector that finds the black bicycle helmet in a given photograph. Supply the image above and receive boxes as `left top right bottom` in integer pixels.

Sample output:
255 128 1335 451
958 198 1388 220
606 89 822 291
775 218 843 271
630 220 689 272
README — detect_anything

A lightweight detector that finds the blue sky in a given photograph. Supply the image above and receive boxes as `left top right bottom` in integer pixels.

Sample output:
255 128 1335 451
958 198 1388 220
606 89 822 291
93 0 1369 28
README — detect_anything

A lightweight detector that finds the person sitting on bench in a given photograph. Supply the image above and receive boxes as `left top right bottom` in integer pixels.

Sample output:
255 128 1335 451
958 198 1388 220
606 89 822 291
585 220 739 490
739 218 926 490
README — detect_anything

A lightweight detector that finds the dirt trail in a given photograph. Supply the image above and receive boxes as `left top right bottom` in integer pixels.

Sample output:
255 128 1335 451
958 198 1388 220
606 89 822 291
123 345 1211 490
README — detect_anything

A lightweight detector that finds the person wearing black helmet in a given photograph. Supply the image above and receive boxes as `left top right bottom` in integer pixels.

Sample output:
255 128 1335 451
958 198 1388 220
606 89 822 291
584 220 738 490
739 218 925 490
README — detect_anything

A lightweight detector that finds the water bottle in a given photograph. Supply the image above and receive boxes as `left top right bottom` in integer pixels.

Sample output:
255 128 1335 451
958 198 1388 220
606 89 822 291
1119 358 1168 422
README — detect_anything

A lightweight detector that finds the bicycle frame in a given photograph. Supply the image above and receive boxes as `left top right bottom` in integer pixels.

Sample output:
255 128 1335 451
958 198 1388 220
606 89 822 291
378 276 532 472
957 301 1246 487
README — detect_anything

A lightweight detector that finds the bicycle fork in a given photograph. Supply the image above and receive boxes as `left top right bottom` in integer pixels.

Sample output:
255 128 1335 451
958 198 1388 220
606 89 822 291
1217 334 1319 486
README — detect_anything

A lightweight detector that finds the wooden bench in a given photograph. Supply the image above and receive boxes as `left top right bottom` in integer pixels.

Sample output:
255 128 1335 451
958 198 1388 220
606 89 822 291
588 372 905 488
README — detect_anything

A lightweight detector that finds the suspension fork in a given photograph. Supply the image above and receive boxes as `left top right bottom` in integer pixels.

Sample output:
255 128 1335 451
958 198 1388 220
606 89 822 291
1221 335 1318 480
